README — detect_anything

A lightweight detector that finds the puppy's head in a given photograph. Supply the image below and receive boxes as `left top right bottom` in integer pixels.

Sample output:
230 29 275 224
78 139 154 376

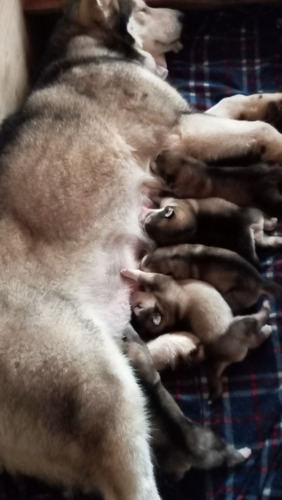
121 269 182 336
143 198 197 246
152 151 206 197
140 245 193 280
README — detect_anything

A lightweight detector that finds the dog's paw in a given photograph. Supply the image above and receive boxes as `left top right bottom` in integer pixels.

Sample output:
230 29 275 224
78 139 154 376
237 447 252 460
260 324 272 338
262 299 271 313
226 445 252 466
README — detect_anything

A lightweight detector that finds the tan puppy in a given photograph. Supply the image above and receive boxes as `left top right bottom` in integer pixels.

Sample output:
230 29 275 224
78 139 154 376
121 269 271 399
142 196 281 267
141 244 282 313
151 153 282 215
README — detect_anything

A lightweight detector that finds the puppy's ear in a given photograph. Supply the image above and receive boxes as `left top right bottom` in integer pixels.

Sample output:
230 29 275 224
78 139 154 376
76 0 115 25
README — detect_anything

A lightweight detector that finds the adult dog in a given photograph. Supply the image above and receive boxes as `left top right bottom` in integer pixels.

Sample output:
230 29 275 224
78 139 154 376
0 0 282 498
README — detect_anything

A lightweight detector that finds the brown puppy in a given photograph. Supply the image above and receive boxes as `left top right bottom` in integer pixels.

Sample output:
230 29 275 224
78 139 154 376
141 244 282 313
123 325 251 479
121 269 271 399
151 152 282 216
142 196 281 267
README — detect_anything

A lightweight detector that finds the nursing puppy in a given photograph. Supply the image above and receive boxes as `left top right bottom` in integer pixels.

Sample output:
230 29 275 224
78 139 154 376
141 244 282 313
143 196 281 267
123 325 251 478
2 0 282 497
151 153 282 216
122 269 271 399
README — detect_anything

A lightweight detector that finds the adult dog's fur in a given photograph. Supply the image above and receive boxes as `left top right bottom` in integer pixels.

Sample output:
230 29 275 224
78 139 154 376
1 0 282 497
142 196 281 266
141 243 282 312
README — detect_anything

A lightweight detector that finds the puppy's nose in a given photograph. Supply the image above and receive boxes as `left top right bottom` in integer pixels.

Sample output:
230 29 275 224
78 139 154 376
133 304 143 316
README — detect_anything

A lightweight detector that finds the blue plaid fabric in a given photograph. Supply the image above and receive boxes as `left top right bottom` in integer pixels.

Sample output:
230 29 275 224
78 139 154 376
0 4 281 500
160 5 282 500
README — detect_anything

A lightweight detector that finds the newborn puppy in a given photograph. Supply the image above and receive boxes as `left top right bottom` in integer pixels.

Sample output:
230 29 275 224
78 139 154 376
151 151 282 216
143 196 281 267
141 244 282 313
122 325 251 478
121 269 271 399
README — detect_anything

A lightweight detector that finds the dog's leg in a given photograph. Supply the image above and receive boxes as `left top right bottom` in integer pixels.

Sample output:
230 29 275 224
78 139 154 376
0 317 161 500
173 113 282 163
263 216 278 232
206 360 229 401
146 332 202 371
251 219 282 249
223 299 271 354
206 93 282 126
206 300 271 399
248 324 273 349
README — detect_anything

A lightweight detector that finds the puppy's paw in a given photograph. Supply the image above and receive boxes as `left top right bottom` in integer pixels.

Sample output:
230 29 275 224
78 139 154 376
237 447 252 460
262 299 271 313
260 324 272 338
226 445 252 466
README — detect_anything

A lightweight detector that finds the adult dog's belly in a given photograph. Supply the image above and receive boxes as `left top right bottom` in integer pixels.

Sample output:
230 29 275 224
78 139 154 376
65 206 143 339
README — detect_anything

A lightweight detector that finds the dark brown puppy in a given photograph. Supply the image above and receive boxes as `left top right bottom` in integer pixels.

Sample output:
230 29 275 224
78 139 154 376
151 152 282 216
122 325 251 479
122 269 271 399
141 244 282 313
143 196 281 267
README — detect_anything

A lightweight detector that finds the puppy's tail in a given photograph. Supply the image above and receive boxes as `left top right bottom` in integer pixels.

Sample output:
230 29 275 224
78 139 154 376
262 279 282 300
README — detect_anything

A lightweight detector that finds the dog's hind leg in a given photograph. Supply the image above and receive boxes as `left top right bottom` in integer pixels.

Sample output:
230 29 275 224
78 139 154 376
0 311 161 500
146 332 201 371
206 93 282 126
263 216 278 232
173 113 282 163
206 361 229 401
220 299 271 356
83 351 162 500
251 219 282 249
205 300 271 399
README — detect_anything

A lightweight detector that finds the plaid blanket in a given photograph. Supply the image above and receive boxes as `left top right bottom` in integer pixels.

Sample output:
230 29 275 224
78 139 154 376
0 4 281 500
161 5 282 500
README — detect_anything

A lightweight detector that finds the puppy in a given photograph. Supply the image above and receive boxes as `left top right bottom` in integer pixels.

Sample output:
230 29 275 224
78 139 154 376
142 196 281 267
151 152 282 216
141 244 282 313
121 269 271 399
122 325 251 479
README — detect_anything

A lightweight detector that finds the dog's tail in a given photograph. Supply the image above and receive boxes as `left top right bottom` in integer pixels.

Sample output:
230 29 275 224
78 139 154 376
262 279 282 300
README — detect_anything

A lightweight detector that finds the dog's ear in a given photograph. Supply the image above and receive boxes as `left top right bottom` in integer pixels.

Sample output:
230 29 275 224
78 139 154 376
76 0 115 25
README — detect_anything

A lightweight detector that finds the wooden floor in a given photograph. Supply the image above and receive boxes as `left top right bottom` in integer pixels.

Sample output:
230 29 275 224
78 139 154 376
0 0 29 122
